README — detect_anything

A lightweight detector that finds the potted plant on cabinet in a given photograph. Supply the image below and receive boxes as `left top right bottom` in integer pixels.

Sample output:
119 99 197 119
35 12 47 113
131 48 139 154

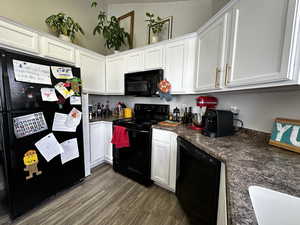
145 12 164 43
92 11 130 53
45 13 85 42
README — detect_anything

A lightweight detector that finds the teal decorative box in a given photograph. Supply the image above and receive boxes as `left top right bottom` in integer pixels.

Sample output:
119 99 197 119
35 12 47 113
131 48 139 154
269 118 300 154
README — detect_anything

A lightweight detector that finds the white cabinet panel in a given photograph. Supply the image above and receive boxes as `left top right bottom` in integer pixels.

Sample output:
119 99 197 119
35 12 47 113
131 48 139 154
226 0 295 87
106 55 125 95
77 50 106 94
144 46 164 70
41 37 75 64
103 122 113 164
126 51 144 72
89 123 105 168
195 13 230 91
0 20 39 54
165 40 185 94
151 129 177 191
152 140 171 185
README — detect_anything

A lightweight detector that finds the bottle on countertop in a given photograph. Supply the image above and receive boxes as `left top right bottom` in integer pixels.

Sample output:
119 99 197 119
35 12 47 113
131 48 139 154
187 107 193 124
182 107 188 124
173 107 180 122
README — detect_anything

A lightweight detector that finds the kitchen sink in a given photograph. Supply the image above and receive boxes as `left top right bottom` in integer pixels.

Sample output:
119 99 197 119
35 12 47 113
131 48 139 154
249 186 300 225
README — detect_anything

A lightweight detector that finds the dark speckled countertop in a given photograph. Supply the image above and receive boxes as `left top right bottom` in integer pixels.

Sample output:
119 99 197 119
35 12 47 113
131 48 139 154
152 124 300 225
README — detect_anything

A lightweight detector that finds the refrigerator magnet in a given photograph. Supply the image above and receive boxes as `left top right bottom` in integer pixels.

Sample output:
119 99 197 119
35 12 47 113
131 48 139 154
23 150 42 180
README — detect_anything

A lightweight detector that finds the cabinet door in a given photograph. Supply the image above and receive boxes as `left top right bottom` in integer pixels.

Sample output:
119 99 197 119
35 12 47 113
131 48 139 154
40 37 75 64
126 51 144 72
165 40 185 94
226 0 296 87
195 13 230 91
0 20 39 54
89 123 105 168
151 139 171 186
103 122 113 164
144 46 164 70
77 50 106 94
106 56 125 95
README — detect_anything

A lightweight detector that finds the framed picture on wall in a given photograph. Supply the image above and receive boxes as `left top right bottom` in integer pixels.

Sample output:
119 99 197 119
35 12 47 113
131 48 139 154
118 11 135 49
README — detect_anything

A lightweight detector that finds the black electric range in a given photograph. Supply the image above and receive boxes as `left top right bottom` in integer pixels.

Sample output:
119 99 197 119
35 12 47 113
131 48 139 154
112 104 169 186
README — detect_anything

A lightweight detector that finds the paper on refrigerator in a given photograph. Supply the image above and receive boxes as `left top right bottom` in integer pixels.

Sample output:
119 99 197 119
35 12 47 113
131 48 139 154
70 96 81 105
13 112 48 139
60 138 79 164
65 108 82 130
51 66 73 79
54 82 74 99
13 60 51 85
35 133 64 162
41 88 58 102
52 113 76 132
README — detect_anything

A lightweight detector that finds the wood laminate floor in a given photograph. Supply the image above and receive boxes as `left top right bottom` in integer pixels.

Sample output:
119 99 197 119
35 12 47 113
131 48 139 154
0 164 189 225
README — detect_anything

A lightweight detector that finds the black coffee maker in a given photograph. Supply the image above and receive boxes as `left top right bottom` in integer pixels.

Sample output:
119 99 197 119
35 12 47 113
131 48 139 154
202 109 234 138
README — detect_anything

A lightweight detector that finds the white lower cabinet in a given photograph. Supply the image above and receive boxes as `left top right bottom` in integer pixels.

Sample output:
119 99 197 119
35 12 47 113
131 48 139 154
103 121 113 164
151 128 177 192
89 121 113 168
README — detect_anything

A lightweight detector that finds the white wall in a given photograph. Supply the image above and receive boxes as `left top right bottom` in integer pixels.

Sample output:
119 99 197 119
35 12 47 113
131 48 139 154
90 87 300 133
212 0 230 14
107 0 213 48
0 0 107 54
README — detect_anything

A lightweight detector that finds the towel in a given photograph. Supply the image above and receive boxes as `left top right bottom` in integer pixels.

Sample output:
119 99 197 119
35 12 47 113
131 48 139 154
111 126 130 149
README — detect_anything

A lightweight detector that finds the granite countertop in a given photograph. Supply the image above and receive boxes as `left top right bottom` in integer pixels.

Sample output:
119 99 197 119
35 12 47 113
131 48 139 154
89 116 125 123
152 124 300 225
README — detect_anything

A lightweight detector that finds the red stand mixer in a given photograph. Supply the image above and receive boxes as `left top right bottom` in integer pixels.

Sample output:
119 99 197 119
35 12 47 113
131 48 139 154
189 96 218 130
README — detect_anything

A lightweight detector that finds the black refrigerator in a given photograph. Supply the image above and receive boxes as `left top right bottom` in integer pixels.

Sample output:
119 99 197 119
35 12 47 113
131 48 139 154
0 49 85 219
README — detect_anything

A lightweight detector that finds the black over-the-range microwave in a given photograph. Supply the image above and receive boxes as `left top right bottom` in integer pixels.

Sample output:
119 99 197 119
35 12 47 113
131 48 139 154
124 69 163 97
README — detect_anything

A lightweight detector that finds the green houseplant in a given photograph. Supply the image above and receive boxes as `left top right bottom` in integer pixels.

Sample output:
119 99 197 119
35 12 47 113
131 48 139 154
91 2 129 52
145 12 164 43
45 13 85 42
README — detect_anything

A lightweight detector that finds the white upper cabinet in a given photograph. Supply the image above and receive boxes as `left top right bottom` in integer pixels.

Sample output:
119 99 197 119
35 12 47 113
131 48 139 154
126 51 144 73
195 13 230 91
0 19 39 54
76 50 106 94
144 46 164 70
165 40 186 94
225 0 296 87
106 55 126 95
40 37 75 64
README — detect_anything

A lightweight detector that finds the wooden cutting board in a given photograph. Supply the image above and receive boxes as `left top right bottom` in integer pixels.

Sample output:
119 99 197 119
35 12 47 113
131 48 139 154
158 121 181 127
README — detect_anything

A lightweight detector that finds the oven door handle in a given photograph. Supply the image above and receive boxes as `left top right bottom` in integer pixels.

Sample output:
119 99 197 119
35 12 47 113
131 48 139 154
126 128 150 134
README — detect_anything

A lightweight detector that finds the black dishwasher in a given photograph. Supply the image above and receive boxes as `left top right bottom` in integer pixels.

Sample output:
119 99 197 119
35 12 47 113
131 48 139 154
176 137 221 225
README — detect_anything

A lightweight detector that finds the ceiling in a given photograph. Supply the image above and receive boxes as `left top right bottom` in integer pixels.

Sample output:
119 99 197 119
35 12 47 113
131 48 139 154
104 0 190 4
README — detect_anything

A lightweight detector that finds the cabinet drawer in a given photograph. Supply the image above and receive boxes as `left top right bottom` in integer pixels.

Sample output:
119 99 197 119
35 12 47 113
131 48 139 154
152 129 171 142
0 20 39 53
41 37 75 64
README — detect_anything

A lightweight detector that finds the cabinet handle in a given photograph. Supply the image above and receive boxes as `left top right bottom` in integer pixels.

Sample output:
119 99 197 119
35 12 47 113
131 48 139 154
215 67 221 88
225 64 231 86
